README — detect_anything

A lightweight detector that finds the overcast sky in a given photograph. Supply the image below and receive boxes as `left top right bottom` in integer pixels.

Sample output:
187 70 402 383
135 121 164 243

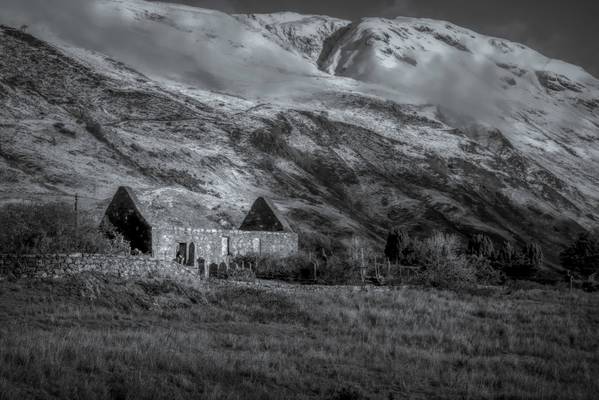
154 0 599 78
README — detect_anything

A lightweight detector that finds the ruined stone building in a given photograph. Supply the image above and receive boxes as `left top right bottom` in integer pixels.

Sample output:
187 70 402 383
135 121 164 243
102 187 298 273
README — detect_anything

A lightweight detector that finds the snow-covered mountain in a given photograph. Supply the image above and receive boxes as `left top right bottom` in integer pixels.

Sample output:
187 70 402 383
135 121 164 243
1 0 598 263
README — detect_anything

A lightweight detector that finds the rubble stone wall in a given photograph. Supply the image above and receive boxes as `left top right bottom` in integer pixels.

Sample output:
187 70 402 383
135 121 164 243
152 227 299 266
0 254 197 279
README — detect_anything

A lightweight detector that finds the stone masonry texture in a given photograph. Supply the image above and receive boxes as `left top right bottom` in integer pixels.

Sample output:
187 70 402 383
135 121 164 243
0 254 197 279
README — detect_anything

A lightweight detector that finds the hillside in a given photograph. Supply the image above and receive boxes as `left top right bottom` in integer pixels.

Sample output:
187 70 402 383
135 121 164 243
1 0 599 262
0 274 597 399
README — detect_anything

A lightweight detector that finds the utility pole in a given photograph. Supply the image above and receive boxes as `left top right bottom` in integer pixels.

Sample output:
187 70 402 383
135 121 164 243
361 247 365 285
74 193 79 244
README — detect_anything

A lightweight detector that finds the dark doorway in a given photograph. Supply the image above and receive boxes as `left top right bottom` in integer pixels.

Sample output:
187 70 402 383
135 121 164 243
176 243 187 264
187 243 195 267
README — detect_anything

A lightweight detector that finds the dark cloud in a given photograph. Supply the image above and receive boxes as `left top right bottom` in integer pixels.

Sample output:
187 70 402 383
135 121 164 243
154 0 599 78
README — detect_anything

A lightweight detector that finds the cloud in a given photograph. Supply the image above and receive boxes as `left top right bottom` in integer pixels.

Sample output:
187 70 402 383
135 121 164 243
360 51 507 126
0 0 319 95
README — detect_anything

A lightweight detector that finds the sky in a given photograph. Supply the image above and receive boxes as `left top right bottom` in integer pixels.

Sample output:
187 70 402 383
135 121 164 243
154 0 599 78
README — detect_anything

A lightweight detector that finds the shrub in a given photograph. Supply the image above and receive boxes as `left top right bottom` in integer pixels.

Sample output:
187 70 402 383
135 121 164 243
560 232 599 278
232 254 314 281
468 255 504 285
316 255 360 285
283 254 315 281
300 231 345 257
414 232 477 290
0 202 129 255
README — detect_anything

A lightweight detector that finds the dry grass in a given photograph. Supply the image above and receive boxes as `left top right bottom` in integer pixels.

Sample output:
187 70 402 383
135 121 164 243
0 274 597 399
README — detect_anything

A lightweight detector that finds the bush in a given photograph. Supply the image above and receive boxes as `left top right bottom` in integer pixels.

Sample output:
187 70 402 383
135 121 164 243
300 231 345 256
316 255 360 285
232 254 314 281
560 232 599 278
414 232 477 290
468 255 504 285
0 202 129 255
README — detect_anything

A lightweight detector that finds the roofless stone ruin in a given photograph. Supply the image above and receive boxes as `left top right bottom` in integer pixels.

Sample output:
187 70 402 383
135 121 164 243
102 187 298 275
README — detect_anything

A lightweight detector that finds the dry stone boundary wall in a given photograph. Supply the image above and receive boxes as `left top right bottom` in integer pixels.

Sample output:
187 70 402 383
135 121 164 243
0 254 198 279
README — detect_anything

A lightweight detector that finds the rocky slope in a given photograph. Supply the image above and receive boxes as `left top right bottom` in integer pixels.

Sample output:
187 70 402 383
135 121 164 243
1 0 598 264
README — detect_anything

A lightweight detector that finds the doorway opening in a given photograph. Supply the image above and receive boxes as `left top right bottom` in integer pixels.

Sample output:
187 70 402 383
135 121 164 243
176 242 187 264
187 243 196 267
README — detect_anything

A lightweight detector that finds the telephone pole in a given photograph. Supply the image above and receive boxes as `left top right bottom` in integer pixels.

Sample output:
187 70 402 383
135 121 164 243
74 193 79 242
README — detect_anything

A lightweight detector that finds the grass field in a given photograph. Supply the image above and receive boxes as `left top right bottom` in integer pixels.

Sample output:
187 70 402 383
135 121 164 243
0 273 597 399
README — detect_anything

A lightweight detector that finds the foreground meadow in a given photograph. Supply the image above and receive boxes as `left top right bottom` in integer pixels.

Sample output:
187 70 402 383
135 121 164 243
0 274 597 399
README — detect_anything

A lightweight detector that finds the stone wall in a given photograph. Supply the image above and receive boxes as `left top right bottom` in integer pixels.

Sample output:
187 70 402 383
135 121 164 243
0 254 198 279
152 227 299 267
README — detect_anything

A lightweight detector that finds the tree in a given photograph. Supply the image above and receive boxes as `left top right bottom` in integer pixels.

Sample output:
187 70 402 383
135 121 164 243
415 232 477 289
499 240 518 268
560 232 599 278
496 240 540 279
524 242 543 270
467 234 496 259
0 202 129 255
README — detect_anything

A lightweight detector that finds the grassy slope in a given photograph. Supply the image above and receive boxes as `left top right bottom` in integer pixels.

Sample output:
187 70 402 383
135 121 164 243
0 275 597 400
